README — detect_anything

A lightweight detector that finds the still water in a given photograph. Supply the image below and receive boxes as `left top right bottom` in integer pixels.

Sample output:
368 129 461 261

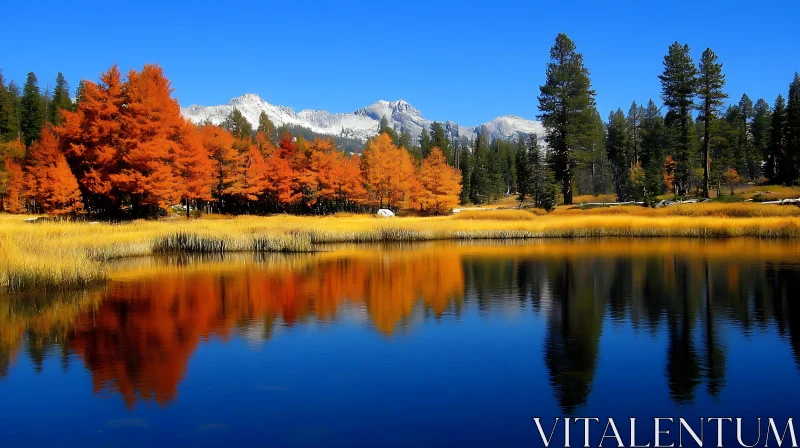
1 240 800 446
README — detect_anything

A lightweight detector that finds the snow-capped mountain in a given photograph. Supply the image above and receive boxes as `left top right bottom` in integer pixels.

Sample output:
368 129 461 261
181 94 544 143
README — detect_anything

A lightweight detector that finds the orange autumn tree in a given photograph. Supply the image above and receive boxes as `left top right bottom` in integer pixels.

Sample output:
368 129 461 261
295 137 368 213
113 65 198 212
174 125 214 217
1 140 27 212
2 157 26 213
248 132 305 211
24 127 83 215
337 155 368 207
663 155 677 194
59 64 212 217
417 147 461 214
59 65 125 213
300 138 334 209
198 124 239 211
361 132 418 210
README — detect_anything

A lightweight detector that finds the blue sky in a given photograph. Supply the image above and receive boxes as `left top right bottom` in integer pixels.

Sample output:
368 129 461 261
4 0 799 125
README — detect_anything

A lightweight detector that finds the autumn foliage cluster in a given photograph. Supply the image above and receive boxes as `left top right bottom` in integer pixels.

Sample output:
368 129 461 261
1 64 461 217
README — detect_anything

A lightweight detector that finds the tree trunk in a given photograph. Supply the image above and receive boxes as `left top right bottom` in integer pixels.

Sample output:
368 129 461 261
563 177 573 205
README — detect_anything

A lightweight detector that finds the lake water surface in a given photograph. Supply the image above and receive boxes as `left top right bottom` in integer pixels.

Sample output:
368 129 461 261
1 240 800 446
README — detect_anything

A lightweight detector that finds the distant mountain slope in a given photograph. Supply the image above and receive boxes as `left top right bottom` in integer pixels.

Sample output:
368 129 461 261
181 94 545 143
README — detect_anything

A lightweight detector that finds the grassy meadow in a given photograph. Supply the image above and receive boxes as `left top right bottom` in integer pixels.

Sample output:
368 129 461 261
2 200 800 292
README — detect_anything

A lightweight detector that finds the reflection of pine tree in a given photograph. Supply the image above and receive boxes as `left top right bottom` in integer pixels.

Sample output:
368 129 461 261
665 258 702 403
768 266 800 370
702 261 727 397
25 330 48 374
544 259 605 414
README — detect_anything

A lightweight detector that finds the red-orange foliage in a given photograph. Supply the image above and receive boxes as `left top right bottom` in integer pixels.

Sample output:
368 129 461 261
59 65 125 203
2 63 461 216
663 155 677 192
2 156 26 213
417 147 462 214
24 127 83 215
62 249 464 406
57 64 213 215
361 133 418 209
174 125 214 208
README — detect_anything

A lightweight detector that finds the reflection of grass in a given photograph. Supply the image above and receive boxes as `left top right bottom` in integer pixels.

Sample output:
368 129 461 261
2 205 800 291
0 288 104 360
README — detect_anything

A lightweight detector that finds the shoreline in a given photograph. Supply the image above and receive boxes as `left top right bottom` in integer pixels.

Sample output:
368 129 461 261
2 208 800 292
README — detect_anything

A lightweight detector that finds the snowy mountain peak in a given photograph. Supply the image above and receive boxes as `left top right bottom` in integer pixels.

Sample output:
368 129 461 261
181 94 543 143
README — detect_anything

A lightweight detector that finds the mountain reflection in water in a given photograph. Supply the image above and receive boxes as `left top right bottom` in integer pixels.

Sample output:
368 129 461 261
1 239 800 444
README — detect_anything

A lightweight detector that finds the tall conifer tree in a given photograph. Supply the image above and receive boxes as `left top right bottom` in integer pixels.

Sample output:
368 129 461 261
537 33 596 205
659 42 697 195
695 48 727 197
786 73 800 184
20 72 43 147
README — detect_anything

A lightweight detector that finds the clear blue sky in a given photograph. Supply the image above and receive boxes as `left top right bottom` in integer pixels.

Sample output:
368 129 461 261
4 0 799 125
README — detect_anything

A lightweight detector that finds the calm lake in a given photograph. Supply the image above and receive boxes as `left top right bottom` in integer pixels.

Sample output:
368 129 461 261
1 240 800 446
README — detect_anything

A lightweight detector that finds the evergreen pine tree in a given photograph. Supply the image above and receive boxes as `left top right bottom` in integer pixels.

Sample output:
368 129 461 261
695 48 727 197
516 135 531 201
751 99 772 181
578 108 608 195
626 102 644 164
222 109 253 141
606 109 631 201
528 134 545 206
20 72 43 147
378 115 399 145
0 73 19 141
736 94 757 180
419 127 432 157
487 139 505 200
659 42 697 195
398 129 412 151
469 132 489 204
640 100 667 205
257 111 276 142
537 160 558 212
786 73 800 184
49 73 73 125
458 141 473 205
768 95 788 184
74 80 87 105
537 33 596 205
429 122 453 165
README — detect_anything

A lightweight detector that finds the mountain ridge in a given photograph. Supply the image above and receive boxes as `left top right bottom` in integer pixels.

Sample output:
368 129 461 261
181 94 545 143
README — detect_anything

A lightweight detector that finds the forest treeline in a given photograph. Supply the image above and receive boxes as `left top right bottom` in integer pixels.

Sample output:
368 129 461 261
532 34 800 205
0 66 461 217
1 33 799 217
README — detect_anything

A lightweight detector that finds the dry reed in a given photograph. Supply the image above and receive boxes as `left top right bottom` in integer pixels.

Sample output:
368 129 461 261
1 203 800 291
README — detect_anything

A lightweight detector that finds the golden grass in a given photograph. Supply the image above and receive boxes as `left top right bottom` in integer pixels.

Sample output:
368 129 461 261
2 203 800 291
554 202 800 218
453 209 546 220
573 193 618 204
728 184 800 201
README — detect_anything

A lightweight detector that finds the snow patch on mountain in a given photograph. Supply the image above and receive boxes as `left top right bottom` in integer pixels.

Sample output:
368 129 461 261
181 94 544 143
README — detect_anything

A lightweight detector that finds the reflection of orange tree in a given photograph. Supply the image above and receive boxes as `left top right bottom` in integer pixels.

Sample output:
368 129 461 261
64 248 464 407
